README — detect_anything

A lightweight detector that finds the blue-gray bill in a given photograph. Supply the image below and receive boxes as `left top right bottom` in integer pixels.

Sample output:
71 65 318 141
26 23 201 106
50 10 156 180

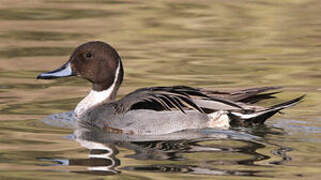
37 62 76 79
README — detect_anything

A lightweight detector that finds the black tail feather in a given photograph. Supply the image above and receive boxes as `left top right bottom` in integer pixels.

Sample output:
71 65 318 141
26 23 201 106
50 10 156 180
228 110 279 126
269 94 305 109
228 95 305 127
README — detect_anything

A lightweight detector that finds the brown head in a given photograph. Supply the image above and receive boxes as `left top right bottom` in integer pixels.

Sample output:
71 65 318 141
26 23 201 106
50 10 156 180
37 41 124 93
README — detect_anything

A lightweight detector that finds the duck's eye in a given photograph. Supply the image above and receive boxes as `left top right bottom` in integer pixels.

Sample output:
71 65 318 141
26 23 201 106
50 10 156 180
85 52 92 58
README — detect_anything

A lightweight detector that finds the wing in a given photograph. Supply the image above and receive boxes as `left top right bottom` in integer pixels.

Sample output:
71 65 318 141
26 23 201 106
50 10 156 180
199 86 282 103
115 86 246 114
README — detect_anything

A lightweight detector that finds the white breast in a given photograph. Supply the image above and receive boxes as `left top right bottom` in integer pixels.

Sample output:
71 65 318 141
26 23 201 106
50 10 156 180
74 62 121 118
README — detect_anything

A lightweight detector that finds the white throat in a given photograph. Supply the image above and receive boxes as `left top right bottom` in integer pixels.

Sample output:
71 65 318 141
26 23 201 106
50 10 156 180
74 62 121 118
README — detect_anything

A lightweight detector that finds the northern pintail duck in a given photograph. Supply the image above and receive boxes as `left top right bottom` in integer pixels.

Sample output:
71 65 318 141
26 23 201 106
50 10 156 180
37 41 304 135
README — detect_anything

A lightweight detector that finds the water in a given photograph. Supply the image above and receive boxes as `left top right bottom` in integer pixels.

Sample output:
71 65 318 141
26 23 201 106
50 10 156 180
0 0 321 179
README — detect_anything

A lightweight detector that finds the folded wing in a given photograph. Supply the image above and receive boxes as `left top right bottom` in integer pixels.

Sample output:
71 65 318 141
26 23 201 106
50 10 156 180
116 86 255 114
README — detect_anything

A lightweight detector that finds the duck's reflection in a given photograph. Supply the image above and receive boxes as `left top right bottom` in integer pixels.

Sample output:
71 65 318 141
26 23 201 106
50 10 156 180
40 124 291 177
72 139 120 175
63 126 273 176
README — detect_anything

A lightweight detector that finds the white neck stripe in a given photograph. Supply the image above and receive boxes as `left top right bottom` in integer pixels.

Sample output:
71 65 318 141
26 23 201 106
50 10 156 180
74 61 121 117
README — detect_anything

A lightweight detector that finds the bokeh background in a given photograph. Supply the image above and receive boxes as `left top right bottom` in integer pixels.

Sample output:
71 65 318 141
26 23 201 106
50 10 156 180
0 0 320 179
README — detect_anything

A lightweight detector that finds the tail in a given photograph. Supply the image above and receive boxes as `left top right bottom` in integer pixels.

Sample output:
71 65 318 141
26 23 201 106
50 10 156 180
228 95 305 126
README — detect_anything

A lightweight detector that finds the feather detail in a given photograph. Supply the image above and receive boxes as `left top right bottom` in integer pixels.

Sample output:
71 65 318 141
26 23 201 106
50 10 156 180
116 86 245 114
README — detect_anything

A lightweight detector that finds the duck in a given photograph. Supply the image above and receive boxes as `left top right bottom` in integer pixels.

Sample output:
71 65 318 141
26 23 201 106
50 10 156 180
37 41 304 135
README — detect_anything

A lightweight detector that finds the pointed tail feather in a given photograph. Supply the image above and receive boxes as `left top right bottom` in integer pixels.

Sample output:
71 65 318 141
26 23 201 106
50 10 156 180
228 95 305 126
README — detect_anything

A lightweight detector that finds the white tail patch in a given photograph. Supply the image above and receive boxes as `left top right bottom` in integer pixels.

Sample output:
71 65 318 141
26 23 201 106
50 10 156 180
75 61 121 118
208 110 230 129
230 97 303 120
230 111 263 119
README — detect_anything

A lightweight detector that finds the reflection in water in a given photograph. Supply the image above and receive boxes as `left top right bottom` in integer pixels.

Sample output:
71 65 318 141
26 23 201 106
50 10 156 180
73 140 120 175
39 121 293 177
1 0 320 179
40 141 120 176
124 165 260 176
